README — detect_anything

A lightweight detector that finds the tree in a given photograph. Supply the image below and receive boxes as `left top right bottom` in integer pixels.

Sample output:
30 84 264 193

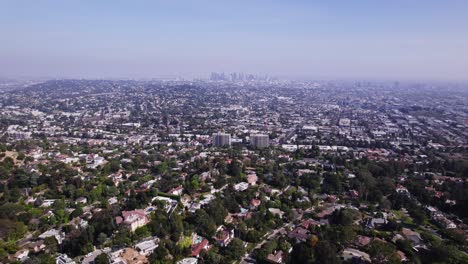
44 236 59 254
290 242 315 264
202 250 224 264
189 209 216 237
169 213 184 241
148 243 170 264
330 209 358 226
429 241 468 264
315 241 339 264
224 238 245 261
368 240 400 264
37 253 55 264
0 219 27 241
16 152 25 161
206 199 228 225
321 173 342 194
97 233 108 246
228 159 242 178
90 209 117 242
134 226 151 240
113 227 131 248
245 229 262 243
300 173 321 191
408 207 427 225
155 162 168 174
0 240 19 261
94 253 110 264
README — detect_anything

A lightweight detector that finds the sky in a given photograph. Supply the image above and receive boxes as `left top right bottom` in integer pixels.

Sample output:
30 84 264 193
1 0 467 81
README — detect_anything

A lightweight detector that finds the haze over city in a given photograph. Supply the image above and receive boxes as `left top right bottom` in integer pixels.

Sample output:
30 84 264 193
1 0 468 80
0 2 468 264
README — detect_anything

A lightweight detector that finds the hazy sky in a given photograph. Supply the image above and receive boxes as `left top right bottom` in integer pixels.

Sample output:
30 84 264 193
1 0 468 80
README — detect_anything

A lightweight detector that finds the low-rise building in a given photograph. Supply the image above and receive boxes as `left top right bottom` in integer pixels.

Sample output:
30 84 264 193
135 238 159 256
116 210 150 232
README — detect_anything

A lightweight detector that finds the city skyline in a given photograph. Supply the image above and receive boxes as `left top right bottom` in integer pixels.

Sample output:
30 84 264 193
1 0 468 81
1 2 467 263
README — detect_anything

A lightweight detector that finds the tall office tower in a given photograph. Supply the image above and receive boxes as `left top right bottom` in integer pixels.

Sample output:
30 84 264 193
250 134 269 148
212 133 231 147
230 72 237 82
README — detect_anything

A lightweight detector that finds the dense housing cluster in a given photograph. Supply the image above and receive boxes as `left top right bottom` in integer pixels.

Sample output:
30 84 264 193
0 79 467 264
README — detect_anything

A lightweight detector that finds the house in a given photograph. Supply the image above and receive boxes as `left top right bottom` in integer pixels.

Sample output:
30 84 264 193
349 190 359 199
199 194 215 205
39 229 64 244
108 197 118 205
108 173 123 186
396 185 409 195
56 254 76 264
250 198 261 209
233 182 249 192
247 174 258 185
82 248 111 264
200 171 212 182
341 248 371 263
14 249 29 262
354 235 372 247
430 212 457 229
232 208 252 220
110 257 127 264
41 199 56 207
76 197 88 204
135 238 159 256
86 154 106 169
108 249 125 264
268 208 285 218
397 250 409 262
168 185 184 196
177 258 198 264
213 225 234 247
266 250 284 264
152 196 178 214
363 217 387 229
315 204 343 218
69 217 88 229
401 228 424 248
191 234 211 257
26 240 46 253
300 219 320 229
188 202 202 213
116 210 150 232
288 227 309 243
181 195 192 207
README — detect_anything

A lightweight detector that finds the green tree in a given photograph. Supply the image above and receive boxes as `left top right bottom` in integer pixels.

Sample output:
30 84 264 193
97 233 108 246
330 209 358 226
202 250 224 264
228 159 242 178
148 244 170 264
314 241 339 264
290 242 315 264
169 213 184 241
44 236 59 254
368 240 400 264
206 199 228 226
94 253 109 264
224 238 245 261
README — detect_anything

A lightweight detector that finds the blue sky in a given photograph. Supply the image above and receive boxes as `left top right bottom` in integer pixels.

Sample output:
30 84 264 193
1 0 467 80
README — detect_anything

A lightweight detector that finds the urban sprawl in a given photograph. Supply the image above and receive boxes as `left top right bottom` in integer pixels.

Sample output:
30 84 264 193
0 77 467 264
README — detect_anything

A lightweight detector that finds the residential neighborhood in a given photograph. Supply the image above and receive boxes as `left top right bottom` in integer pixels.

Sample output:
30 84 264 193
0 79 466 264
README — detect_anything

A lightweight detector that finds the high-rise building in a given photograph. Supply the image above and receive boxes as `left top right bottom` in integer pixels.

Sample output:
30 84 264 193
250 134 269 148
212 133 231 147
